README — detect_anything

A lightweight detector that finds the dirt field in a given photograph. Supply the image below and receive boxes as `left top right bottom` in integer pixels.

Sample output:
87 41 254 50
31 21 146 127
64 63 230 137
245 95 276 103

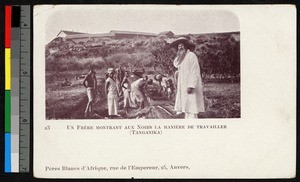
46 71 240 120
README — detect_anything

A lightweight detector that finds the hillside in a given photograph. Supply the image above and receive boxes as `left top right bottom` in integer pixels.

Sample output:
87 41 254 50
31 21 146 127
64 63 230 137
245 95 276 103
45 31 240 119
45 31 240 80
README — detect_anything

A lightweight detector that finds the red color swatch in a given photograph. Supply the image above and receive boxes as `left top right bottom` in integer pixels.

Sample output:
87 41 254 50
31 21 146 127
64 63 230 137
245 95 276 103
5 6 12 48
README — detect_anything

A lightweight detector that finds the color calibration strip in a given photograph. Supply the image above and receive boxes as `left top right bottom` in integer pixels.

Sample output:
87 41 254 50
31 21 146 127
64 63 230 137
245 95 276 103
5 5 31 173
5 5 12 173
12 6 21 173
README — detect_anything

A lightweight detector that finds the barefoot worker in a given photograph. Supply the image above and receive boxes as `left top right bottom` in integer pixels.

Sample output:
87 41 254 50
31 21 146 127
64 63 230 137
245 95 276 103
131 75 153 110
121 71 132 115
105 68 119 119
171 37 205 118
83 67 97 117
166 79 175 100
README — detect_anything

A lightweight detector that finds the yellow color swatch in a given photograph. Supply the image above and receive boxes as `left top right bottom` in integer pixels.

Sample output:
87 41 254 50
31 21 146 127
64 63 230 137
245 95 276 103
5 48 11 90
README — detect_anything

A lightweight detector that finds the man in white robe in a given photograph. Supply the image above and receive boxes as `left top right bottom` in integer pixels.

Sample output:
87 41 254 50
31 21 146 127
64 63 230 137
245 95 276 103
171 37 205 118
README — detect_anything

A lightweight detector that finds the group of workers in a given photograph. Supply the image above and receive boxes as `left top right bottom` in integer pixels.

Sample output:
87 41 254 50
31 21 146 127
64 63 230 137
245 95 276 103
83 36 205 119
83 67 153 118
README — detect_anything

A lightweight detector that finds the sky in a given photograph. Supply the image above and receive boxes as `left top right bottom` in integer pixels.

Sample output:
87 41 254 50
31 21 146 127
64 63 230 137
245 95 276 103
40 5 240 43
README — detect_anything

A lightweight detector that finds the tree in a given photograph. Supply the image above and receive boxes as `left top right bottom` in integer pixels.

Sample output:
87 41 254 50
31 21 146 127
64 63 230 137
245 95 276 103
151 43 176 75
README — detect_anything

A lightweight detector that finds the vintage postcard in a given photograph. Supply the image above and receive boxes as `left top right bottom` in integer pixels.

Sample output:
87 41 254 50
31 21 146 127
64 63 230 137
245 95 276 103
33 5 296 178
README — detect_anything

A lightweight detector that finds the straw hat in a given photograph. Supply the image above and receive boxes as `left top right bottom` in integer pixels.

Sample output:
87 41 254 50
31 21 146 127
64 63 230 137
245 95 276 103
170 37 195 51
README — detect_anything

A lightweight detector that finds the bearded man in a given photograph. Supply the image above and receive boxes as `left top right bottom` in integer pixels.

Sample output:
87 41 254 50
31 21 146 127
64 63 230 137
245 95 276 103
171 37 205 118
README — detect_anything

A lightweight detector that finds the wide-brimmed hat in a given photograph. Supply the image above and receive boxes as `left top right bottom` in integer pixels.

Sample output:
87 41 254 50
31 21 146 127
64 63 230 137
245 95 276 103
170 37 195 51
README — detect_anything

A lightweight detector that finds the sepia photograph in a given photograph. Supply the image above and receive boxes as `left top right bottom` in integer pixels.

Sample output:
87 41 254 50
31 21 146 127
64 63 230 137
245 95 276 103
45 6 240 120
34 5 296 179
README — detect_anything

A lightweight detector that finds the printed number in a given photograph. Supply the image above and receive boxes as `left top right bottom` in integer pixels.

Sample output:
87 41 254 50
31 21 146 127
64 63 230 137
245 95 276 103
23 23 27 27
23 71 27 75
44 125 50 130
22 119 27 123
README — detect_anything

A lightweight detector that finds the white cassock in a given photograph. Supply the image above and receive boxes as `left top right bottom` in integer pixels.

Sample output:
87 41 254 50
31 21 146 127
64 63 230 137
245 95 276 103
174 50 205 115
